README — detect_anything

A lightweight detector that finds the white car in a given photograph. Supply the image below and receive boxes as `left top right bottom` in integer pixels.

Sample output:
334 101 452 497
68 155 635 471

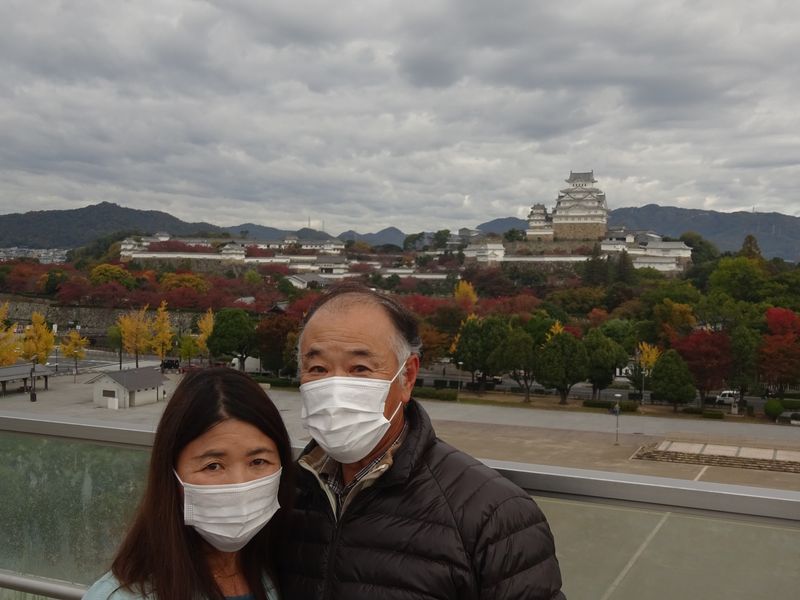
716 390 739 405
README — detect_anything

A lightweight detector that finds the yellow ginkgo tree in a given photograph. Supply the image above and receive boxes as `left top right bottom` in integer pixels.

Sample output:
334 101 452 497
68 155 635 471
0 303 19 366
196 308 215 366
19 312 55 400
150 301 175 369
117 306 153 368
61 329 90 382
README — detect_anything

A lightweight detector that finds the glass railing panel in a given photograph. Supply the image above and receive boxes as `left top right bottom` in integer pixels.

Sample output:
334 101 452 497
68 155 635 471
0 432 149 588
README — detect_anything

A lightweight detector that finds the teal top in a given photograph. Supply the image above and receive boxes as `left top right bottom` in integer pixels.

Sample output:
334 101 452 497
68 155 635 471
83 571 278 600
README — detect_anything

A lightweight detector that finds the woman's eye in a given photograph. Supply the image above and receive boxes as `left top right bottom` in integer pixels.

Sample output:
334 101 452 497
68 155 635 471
204 462 222 472
251 458 267 466
308 365 326 374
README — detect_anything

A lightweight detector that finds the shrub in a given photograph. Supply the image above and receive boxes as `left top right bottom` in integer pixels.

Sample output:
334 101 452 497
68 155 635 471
764 398 785 421
782 392 800 400
413 387 458 401
433 379 448 389
681 406 703 415
780 399 800 410
628 392 643 401
702 409 725 419
582 399 638 412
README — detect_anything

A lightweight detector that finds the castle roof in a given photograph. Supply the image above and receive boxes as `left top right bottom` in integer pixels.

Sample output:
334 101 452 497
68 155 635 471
566 171 596 184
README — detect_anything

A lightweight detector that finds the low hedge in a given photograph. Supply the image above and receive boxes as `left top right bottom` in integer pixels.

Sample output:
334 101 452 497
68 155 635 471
582 399 638 412
782 392 800 400
413 387 458 401
780 399 800 410
702 409 725 419
681 406 703 415
250 376 299 388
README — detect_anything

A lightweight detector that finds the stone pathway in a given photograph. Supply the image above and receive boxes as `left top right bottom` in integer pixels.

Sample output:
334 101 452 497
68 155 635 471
635 440 800 473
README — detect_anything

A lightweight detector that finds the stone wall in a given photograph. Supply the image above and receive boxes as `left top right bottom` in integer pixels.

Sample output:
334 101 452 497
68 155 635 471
553 223 607 241
1 294 197 339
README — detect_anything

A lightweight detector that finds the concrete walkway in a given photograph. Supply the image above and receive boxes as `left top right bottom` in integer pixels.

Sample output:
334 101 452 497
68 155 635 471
3 376 799 490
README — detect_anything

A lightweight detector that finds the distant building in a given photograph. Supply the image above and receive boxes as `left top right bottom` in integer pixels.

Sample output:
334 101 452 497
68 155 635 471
526 170 609 241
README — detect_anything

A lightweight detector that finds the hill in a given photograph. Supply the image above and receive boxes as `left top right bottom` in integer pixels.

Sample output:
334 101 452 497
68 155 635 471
0 202 222 249
338 227 406 247
609 205 800 261
476 217 528 234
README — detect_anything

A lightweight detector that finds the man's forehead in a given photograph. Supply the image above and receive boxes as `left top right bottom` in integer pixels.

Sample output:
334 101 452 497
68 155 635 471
303 300 393 344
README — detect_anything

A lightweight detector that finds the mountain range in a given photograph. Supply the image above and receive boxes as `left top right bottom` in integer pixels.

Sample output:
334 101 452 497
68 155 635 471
1 201 798 261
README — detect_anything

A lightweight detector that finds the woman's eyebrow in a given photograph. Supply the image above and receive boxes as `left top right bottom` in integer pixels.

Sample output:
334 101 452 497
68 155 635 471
247 447 277 457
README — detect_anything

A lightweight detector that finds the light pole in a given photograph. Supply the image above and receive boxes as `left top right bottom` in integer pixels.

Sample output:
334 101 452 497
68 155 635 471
457 361 463 401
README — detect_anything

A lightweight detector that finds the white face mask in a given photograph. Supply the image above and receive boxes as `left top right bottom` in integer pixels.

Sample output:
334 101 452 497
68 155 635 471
299 363 406 464
176 468 282 553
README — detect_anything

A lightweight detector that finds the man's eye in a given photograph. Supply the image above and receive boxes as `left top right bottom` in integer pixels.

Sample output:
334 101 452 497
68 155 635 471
351 365 371 373
308 365 326 373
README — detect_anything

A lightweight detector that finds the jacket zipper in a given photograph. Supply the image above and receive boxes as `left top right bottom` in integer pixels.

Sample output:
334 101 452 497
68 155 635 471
299 460 341 600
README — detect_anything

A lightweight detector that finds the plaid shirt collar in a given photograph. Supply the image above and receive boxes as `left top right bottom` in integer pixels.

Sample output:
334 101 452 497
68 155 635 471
320 420 409 499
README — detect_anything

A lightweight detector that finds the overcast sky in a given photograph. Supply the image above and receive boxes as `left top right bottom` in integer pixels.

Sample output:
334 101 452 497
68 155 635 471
1 0 799 234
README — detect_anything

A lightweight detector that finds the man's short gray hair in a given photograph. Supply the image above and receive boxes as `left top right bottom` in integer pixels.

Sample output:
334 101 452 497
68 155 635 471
296 284 422 381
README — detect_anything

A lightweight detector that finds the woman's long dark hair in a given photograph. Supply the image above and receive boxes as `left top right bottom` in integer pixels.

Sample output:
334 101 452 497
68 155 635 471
111 367 295 600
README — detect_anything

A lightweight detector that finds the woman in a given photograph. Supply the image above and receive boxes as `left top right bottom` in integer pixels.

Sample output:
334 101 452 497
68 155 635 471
84 367 295 600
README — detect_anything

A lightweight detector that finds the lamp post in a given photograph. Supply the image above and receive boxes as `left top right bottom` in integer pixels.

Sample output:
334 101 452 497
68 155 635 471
457 361 463 401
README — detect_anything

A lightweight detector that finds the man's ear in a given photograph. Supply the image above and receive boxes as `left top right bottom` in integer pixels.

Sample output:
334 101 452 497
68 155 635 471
401 354 420 401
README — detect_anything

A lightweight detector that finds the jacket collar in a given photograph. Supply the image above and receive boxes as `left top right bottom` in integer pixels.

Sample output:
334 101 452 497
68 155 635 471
297 399 436 489
373 399 436 489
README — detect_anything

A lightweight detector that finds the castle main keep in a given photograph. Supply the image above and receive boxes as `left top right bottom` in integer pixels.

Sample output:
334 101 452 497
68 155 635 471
526 171 609 241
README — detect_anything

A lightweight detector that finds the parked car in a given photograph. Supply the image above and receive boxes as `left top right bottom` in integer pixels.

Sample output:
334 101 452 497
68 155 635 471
715 390 740 405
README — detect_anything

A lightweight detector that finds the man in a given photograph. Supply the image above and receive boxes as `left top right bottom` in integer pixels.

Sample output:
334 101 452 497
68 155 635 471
278 283 564 599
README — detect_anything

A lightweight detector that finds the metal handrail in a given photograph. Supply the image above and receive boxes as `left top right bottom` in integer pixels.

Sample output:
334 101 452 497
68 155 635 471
0 569 85 600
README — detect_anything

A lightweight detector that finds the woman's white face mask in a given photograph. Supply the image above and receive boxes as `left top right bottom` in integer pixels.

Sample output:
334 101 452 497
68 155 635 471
175 468 282 553
299 363 406 464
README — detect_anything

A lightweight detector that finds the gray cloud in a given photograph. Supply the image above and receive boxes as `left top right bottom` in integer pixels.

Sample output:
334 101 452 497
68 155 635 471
1 0 799 237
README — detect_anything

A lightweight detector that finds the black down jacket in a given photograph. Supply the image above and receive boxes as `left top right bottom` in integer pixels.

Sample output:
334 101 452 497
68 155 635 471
278 400 565 600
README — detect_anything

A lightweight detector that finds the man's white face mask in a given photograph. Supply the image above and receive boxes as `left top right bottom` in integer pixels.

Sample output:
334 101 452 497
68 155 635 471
299 362 406 464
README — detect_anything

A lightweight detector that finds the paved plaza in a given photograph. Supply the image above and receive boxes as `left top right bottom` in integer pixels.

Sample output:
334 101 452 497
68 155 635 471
2 372 799 491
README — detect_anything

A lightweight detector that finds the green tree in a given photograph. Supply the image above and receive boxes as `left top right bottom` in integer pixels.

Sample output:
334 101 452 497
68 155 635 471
503 229 526 242
650 349 696 412
178 335 198 365
452 315 508 388
583 328 628 400
708 257 769 303
613 249 637 285
538 330 588 405
432 229 451 249
680 231 719 265
207 308 256 369
728 325 761 403
403 233 423 251
581 244 608 286
106 324 123 370
488 327 536 401
738 234 763 260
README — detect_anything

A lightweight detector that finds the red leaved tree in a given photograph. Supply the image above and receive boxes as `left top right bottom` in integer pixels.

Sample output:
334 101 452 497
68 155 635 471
672 330 732 403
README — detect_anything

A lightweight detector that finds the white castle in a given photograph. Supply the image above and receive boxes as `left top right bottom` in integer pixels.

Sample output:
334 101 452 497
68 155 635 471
526 171 609 241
